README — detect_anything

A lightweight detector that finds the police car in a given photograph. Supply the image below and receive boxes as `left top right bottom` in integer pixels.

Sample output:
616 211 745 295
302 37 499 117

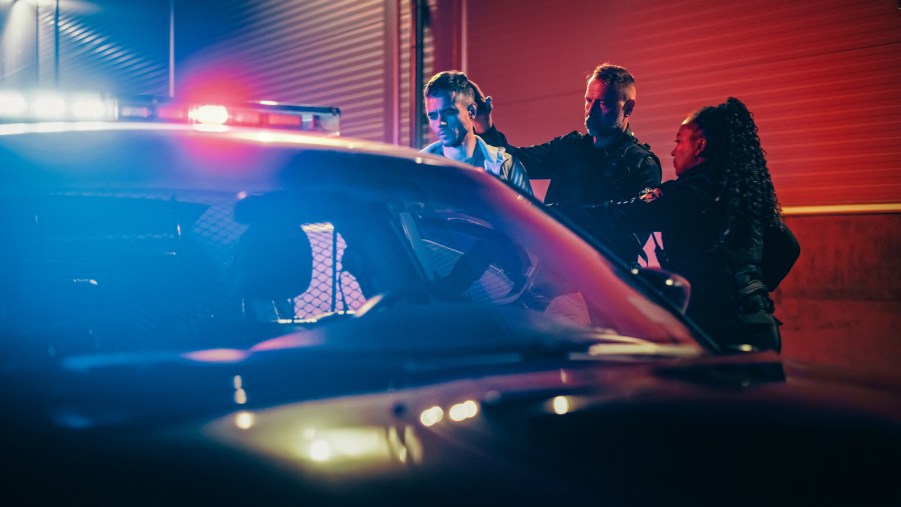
1 90 897 505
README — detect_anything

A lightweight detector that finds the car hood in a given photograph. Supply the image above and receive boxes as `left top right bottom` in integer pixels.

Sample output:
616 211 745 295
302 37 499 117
9 303 699 428
3 304 899 505
5 354 899 506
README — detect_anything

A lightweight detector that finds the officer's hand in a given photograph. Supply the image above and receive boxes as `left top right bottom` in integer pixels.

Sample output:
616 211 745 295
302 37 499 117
470 79 494 134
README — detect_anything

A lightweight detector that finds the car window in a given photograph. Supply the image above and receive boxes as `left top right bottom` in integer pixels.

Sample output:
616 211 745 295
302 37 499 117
0 129 699 362
389 187 695 345
406 211 534 305
0 191 372 356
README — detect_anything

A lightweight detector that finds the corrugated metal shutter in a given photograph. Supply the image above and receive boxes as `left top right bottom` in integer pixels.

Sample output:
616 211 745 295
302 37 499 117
34 2 169 94
399 0 437 147
12 1 438 146
173 0 433 145
465 0 901 207
173 0 390 141
399 0 415 146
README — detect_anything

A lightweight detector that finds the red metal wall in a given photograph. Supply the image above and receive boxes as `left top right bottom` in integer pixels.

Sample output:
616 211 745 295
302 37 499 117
463 0 901 379
776 214 901 384
465 0 901 206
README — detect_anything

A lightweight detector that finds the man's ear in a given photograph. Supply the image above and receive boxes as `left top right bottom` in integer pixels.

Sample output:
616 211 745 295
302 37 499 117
467 102 477 119
623 98 635 117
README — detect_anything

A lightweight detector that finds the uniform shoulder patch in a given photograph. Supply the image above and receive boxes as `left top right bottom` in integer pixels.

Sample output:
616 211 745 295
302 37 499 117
638 187 663 202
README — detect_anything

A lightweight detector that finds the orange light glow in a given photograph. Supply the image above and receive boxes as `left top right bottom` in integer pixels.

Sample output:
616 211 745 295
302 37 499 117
182 348 249 363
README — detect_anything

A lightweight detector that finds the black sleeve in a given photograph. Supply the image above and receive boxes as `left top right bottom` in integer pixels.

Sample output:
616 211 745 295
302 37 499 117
762 222 800 291
586 180 712 234
478 125 508 147
480 126 576 180
630 154 663 192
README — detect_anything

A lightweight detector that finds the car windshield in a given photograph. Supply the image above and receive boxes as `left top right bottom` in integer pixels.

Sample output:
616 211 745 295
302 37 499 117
0 126 699 363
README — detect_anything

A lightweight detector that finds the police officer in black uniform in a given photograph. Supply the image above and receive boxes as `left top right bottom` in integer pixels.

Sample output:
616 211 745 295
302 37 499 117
583 98 796 353
472 63 661 264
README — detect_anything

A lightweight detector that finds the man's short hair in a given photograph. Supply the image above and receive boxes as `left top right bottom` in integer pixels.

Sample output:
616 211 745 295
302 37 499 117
589 63 636 101
424 71 475 105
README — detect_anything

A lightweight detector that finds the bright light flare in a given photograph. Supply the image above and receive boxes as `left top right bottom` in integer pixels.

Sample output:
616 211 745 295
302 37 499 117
70 95 109 119
552 396 571 415
0 91 27 117
449 400 479 422
32 93 66 119
256 132 276 143
419 406 444 427
189 105 229 125
234 411 255 430
309 440 332 462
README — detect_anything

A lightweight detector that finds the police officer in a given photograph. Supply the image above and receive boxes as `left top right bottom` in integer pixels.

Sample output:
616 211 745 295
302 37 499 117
473 63 661 264
584 97 793 352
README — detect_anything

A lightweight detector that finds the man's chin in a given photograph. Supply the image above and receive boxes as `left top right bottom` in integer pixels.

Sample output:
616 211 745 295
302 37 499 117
585 122 606 137
587 124 623 138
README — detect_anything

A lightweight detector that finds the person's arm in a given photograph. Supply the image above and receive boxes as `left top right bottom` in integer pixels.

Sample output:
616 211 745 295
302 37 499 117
762 221 800 291
477 123 508 148
618 150 664 261
470 80 562 180
586 181 710 234
630 153 663 192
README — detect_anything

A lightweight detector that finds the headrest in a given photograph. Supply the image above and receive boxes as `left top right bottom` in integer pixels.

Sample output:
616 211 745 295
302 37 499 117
234 222 313 300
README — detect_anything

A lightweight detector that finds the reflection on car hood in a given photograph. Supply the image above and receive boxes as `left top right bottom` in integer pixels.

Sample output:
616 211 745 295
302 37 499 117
3 304 899 506
4 347 899 506
13 304 698 430
249 302 701 355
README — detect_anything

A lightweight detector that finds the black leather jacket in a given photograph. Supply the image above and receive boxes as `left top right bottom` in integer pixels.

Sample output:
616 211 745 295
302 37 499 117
585 161 784 351
480 126 661 265
479 126 661 205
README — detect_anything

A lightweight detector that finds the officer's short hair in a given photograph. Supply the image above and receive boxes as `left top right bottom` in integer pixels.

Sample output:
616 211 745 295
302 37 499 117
424 71 475 105
589 63 636 101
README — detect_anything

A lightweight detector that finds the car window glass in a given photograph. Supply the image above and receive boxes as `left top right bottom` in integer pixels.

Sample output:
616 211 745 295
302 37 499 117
0 130 699 360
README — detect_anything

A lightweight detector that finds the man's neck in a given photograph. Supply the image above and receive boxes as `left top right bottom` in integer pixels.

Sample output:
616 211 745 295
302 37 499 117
592 129 628 149
442 135 478 162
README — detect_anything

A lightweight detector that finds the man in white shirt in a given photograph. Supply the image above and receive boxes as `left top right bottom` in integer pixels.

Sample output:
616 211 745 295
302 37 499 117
420 71 533 196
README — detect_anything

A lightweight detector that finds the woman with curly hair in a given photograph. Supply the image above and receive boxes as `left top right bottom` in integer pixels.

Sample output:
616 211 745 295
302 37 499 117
578 97 798 352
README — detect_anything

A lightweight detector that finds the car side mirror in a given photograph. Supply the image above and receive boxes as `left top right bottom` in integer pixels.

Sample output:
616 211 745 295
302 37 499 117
633 267 691 313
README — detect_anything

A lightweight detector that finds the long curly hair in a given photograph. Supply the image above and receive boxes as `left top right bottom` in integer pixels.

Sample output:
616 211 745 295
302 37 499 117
686 97 782 260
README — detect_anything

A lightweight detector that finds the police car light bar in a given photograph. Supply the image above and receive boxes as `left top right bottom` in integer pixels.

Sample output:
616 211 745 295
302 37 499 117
0 90 341 135
118 97 341 134
0 90 117 121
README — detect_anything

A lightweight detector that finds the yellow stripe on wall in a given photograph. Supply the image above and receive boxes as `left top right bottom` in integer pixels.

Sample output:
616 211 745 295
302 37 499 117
782 203 901 216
